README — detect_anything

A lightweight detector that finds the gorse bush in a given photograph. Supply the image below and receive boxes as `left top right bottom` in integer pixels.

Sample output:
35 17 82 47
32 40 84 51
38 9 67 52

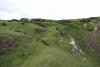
85 23 94 31
30 18 45 22
20 18 30 23
80 18 91 23
34 28 46 34
1 23 7 26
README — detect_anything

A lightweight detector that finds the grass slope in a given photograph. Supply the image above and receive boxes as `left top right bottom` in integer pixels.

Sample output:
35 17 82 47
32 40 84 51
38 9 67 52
0 18 100 67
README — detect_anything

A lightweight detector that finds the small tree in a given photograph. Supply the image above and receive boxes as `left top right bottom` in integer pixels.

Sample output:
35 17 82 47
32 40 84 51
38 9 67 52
20 18 29 23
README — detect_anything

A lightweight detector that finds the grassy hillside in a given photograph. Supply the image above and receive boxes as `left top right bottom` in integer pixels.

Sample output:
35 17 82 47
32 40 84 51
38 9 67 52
0 17 100 67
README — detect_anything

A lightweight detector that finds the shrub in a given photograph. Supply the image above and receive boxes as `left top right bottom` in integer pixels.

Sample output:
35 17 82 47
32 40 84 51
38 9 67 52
41 40 49 46
86 24 94 31
1 23 7 26
20 18 29 23
30 18 45 22
34 28 46 34
57 31 68 38
56 27 59 30
80 18 91 23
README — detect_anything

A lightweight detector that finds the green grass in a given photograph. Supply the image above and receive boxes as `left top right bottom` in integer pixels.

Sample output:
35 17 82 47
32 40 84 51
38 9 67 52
21 46 92 67
0 19 99 67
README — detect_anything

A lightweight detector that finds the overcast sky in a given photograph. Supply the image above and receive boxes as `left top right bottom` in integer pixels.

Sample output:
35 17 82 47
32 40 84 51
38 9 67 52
0 0 100 20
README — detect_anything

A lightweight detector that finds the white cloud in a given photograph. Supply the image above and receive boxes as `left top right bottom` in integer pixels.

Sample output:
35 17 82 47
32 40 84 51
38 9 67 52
0 0 100 20
0 11 25 20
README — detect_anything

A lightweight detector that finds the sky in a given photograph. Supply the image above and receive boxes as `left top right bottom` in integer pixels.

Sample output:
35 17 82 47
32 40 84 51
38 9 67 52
0 0 100 20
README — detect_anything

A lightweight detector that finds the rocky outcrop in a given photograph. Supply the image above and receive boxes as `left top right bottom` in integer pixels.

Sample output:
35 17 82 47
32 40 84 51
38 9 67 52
0 37 15 53
57 31 68 42
85 24 100 56
70 38 86 60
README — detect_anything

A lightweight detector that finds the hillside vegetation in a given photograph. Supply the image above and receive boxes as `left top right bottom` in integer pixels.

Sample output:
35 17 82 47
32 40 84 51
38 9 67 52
0 17 100 67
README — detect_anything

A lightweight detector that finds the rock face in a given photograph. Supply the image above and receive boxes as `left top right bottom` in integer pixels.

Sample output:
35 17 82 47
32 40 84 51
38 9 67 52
57 31 68 42
0 37 15 53
70 38 80 53
85 25 100 56
70 38 85 59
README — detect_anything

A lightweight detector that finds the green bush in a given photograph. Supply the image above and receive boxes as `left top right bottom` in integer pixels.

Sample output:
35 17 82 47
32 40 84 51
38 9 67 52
20 18 30 23
34 28 46 34
80 18 91 23
86 24 94 31
1 23 7 26
30 18 45 22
